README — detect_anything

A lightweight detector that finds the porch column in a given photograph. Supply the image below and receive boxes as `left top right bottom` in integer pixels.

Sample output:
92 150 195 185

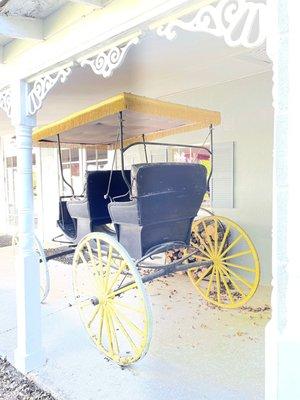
266 1 300 399
11 80 44 373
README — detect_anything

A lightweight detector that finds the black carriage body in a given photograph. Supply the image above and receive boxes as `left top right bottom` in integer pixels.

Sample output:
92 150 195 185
57 170 130 243
56 162 207 261
109 163 207 259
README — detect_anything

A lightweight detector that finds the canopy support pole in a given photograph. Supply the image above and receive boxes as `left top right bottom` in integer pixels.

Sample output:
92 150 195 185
142 134 149 163
118 111 131 193
12 80 44 373
209 124 214 201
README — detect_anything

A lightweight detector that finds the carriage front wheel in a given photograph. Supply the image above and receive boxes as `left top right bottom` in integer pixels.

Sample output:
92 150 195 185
73 232 152 366
187 216 260 308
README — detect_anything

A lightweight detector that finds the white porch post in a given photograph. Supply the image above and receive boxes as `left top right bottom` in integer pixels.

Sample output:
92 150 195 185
266 0 300 399
11 80 44 373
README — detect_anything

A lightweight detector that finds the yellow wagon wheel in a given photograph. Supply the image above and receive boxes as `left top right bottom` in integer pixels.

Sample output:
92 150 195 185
187 216 260 308
73 232 152 366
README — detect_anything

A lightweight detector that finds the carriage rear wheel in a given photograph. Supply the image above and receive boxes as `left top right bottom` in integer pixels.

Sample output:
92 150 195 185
187 216 260 308
73 232 152 366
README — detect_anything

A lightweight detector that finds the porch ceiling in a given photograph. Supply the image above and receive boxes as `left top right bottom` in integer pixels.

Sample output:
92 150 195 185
0 0 111 50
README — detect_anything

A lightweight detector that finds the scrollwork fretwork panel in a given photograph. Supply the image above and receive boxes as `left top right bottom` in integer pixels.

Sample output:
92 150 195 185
27 66 72 116
79 36 140 78
157 0 267 48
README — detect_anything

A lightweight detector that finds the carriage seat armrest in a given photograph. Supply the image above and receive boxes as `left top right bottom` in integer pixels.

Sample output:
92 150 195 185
67 198 89 219
108 200 139 225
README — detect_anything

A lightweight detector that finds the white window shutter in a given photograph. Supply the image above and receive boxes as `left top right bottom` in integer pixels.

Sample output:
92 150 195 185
211 142 234 209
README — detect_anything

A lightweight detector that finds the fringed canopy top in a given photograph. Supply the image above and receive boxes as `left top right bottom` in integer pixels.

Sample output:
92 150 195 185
32 92 221 149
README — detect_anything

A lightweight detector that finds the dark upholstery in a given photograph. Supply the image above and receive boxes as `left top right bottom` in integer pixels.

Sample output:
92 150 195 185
109 163 207 259
85 170 131 229
57 198 76 239
63 170 130 239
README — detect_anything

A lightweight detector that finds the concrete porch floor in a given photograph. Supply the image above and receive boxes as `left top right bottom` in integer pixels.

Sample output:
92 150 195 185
0 245 270 400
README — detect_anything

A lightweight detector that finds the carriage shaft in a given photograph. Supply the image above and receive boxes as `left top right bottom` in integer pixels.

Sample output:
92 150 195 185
112 259 212 298
140 260 212 284
45 248 75 261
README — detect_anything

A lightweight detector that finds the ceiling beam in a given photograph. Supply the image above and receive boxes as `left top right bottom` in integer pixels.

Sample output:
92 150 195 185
0 15 43 40
69 0 107 7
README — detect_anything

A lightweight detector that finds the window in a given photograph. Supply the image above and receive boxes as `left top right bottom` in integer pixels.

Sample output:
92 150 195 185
60 148 81 195
86 148 108 171
170 146 212 208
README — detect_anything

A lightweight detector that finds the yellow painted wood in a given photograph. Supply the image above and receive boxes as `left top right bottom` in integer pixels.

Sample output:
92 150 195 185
187 216 260 309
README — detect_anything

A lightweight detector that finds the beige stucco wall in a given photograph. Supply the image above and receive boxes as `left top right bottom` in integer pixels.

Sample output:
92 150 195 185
155 71 273 285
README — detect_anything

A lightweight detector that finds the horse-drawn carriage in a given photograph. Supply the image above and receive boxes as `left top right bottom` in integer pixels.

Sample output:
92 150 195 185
32 93 259 365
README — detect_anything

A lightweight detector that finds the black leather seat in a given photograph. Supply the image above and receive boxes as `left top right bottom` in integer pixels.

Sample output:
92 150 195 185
108 163 207 259
65 170 130 241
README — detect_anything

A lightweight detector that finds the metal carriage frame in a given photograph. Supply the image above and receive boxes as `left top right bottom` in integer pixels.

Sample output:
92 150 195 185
29 93 260 365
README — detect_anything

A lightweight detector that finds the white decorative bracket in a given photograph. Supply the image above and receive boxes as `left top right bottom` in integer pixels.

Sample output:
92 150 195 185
27 65 73 116
78 36 140 78
0 87 12 119
157 0 267 48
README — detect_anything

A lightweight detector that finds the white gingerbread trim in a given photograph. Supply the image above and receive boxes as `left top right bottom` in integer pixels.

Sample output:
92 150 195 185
27 65 73 116
0 87 12 118
78 36 140 78
157 0 267 48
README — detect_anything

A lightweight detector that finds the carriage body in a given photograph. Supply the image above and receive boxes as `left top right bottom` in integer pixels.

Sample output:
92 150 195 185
32 93 260 366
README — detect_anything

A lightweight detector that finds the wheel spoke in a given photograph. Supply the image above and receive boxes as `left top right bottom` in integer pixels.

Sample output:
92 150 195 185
104 245 113 291
108 282 138 298
95 239 105 283
107 307 119 356
111 306 144 337
223 261 255 273
190 240 211 258
219 268 234 304
220 234 243 258
221 264 253 289
215 268 221 303
109 305 138 353
202 220 214 255
104 308 114 355
205 267 215 298
113 299 144 314
97 306 105 346
78 250 89 266
86 241 103 291
106 261 128 293
219 265 246 297
194 265 213 285
194 231 213 257
217 223 231 256
192 254 211 261
214 219 218 254
222 249 252 261
87 305 100 329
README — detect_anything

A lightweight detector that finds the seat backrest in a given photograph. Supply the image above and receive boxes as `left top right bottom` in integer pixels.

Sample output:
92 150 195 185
86 170 130 222
131 163 207 198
